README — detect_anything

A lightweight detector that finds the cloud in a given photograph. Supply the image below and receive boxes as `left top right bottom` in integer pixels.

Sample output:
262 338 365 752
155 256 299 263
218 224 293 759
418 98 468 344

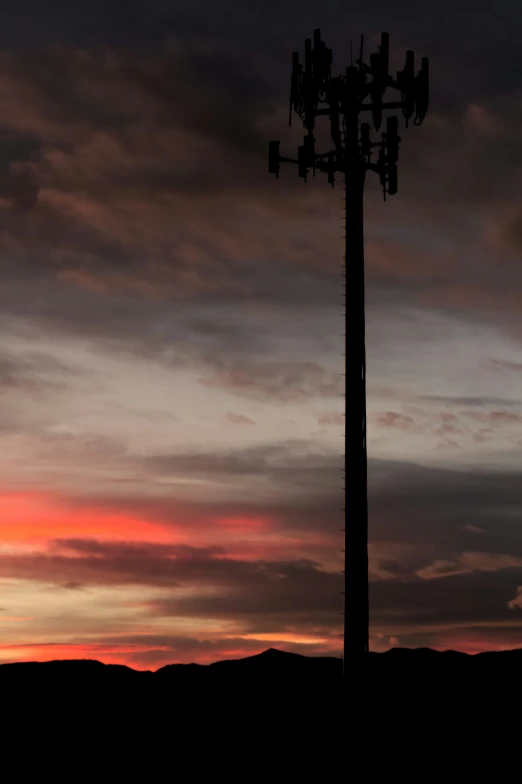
463 524 485 534
0 27 519 348
368 458 522 556
136 440 343 502
416 552 522 580
490 359 522 372
0 129 41 211
35 431 128 461
58 452 522 556
420 396 522 407
371 411 416 430
369 541 428 582
370 566 522 648
0 538 343 634
2 453 522 655
507 587 522 610
369 408 474 444
364 460 522 645
226 412 257 425
52 486 346 551
199 360 343 403
317 413 344 425
0 41 343 320
462 104 508 139
463 410 522 425
0 349 79 392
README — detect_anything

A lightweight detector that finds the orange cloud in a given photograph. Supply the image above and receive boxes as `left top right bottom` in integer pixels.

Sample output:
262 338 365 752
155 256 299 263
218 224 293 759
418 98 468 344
0 491 181 545
216 515 272 533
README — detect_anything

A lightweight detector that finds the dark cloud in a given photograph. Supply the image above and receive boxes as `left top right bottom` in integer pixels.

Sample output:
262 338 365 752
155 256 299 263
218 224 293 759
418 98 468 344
226 412 257 425
367 458 522 646
0 17 518 355
0 41 322 323
371 568 522 637
53 451 522 557
0 162 40 212
507 586 522 610
0 280 341 387
0 348 80 393
368 459 522 559
420 396 522 407
0 2 207 51
0 538 343 633
12 0 515 121
0 129 41 210
490 358 522 372
137 440 343 500
0 16 516 282
199 360 343 402
502 210 522 252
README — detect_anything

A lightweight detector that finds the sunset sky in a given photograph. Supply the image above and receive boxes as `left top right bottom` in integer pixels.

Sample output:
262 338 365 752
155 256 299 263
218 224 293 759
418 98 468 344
1 1 522 669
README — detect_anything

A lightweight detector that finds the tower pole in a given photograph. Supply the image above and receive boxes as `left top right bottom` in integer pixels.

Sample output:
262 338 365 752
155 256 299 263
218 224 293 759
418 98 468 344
268 30 429 676
343 160 369 667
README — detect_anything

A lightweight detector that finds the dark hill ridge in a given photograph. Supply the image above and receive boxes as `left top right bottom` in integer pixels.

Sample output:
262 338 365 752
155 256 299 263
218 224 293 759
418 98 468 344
1 646 522 679
0 647 341 678
157 646 342 676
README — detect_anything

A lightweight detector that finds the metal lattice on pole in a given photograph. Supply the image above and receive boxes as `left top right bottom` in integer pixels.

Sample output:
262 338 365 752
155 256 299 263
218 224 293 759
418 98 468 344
268 30 429 675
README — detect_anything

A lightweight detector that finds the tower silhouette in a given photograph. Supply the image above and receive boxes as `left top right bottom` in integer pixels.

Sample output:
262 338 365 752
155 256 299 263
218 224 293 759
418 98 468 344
268 30 429 673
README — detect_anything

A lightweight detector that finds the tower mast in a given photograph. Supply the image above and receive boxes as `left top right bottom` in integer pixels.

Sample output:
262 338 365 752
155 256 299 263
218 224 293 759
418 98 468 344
268 30 429 672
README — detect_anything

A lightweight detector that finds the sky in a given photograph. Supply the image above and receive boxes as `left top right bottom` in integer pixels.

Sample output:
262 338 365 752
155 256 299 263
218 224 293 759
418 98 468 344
0 0 522 669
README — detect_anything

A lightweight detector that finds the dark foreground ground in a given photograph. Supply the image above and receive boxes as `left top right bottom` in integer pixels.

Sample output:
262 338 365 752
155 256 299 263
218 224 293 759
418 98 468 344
3 647 515 773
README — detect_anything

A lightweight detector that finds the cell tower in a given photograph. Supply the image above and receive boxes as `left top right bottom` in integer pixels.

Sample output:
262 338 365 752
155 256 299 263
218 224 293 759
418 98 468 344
268 30 429 673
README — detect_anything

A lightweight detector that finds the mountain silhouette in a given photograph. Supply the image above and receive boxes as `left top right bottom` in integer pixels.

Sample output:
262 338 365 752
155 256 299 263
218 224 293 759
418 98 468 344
2 647 522 681
0 647 342 679
157 647 343 677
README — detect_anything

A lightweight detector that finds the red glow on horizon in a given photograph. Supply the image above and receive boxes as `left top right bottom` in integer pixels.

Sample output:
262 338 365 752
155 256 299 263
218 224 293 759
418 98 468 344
0 641 296 670
430 637 522 655
0 491 183 545
0 642 168 670
0 492 302 551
